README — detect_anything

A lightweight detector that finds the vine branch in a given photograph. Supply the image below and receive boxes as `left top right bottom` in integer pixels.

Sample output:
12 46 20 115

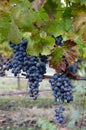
22 72 86 81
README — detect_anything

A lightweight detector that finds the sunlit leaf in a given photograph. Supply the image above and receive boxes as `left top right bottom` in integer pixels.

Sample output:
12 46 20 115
0 13 11 41
40 31 47 38
42 36 54 55
10 2 35 29
8 20 22 44
35 8 49 24
0 41 12 57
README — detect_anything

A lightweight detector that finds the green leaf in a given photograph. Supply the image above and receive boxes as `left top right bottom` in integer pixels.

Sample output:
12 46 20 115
36 8 49 24
26 36 41 56
0 41 12 57
83 51 86 58
80 0 86 6
47 20 64 36
10 2 35 29
63 7 73 18
44 0 58 15
64 19 73 32
0 13 11 41
73 0 80 3
84 98 86 108
26 35 54 56
40 31 47 38
8 20 22 44
51 47 65 63
41 36 54 55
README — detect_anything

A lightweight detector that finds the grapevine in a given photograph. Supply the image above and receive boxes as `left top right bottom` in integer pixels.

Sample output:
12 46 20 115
4 39 47 100
0 0 86 129
0 35 84 126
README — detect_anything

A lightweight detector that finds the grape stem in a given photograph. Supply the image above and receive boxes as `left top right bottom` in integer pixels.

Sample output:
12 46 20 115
65 69 85 80
22 73 86 80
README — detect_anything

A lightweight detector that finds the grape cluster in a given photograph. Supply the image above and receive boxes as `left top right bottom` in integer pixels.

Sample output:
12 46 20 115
67 62 78 74
6 57 13 71
0 55 13 77
49 73 73 124
9 39 28 76
49 73 73 103
8 39 47 100
63 55 82 74
39 53 48 63
55 106 65 124
52 35 64 46
25 56 46 100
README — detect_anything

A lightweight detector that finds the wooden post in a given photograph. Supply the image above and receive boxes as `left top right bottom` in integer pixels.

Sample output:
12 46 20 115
17 74 21 90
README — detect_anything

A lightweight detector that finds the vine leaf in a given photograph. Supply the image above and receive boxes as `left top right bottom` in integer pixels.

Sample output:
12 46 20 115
49 40 78 73
10 1 35 29
0 0 10 11
73 11 86 42
0 41 12 57
0 12 10 42
8 20 22 44
79 22 86 42
49 46 66 73
73 12 86 32
35 8 49 24
64 46 78 65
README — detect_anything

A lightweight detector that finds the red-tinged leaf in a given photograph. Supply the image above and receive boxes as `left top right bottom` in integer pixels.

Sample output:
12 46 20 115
64 40 76 48
0 0 10 10
82 37 86 43
66 32 77 41
79 22 86 43
64 46 78 65
56 61 66 73
49 40 78 73
49 59 66 73
73 12 86 32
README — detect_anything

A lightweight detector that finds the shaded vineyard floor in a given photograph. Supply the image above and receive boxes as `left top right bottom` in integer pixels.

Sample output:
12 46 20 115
0 96 59 130
0 78 86 130
0 95 85 130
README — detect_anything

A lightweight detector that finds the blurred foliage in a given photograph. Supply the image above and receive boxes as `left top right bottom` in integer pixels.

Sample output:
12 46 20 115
0 0 86 65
